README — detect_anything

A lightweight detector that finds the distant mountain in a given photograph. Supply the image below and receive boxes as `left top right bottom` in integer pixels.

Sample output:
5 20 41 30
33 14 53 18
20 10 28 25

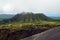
51 17 60 20
0 14 15 21
10 13 51 22
45 13 60 17
0 12 53 24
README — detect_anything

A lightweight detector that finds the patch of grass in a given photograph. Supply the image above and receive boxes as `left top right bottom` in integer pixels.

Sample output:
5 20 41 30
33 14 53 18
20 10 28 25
0 20 60 30
0 21 60 30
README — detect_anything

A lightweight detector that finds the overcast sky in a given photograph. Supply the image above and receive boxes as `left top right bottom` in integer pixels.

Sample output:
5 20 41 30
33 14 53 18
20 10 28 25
0 0 60 14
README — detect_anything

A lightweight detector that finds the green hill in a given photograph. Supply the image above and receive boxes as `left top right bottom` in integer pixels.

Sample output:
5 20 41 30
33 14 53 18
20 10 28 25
0 12 60 40
1 12 53 24
0 12 60 30
0 14 14 21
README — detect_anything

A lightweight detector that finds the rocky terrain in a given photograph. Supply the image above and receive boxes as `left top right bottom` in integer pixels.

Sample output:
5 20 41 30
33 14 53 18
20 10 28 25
21 27 60 40
0 29 45 40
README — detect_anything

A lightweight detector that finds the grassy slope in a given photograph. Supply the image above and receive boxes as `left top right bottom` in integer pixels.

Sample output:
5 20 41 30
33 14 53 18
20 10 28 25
0 13 60 30
0 20 60 30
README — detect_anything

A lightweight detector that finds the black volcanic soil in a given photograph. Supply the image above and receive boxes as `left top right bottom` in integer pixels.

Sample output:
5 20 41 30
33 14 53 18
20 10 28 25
0 24 60 40
0 29 45 40
21 27 60 40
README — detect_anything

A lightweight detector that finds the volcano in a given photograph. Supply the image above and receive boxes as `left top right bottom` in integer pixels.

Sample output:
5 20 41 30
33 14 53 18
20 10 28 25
1 12 53 24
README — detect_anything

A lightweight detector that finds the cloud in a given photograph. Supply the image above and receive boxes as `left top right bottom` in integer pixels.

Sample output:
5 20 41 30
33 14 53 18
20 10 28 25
0 0 60 14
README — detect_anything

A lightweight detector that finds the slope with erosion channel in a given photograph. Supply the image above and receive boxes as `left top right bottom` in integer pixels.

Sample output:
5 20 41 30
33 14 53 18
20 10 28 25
0 12 54 24
0 12 60 40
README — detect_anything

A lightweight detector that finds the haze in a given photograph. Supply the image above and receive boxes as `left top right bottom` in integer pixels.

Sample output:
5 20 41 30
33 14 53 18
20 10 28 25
0 0 60 14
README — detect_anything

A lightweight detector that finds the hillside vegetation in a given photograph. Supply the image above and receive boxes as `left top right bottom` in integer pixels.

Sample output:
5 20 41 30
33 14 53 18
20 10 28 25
0 12 53 24
0 12 60 40
0 12 60 30
0 14 14 21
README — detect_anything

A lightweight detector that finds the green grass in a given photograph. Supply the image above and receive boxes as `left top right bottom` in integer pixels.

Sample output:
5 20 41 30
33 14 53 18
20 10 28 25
0 20 60 30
